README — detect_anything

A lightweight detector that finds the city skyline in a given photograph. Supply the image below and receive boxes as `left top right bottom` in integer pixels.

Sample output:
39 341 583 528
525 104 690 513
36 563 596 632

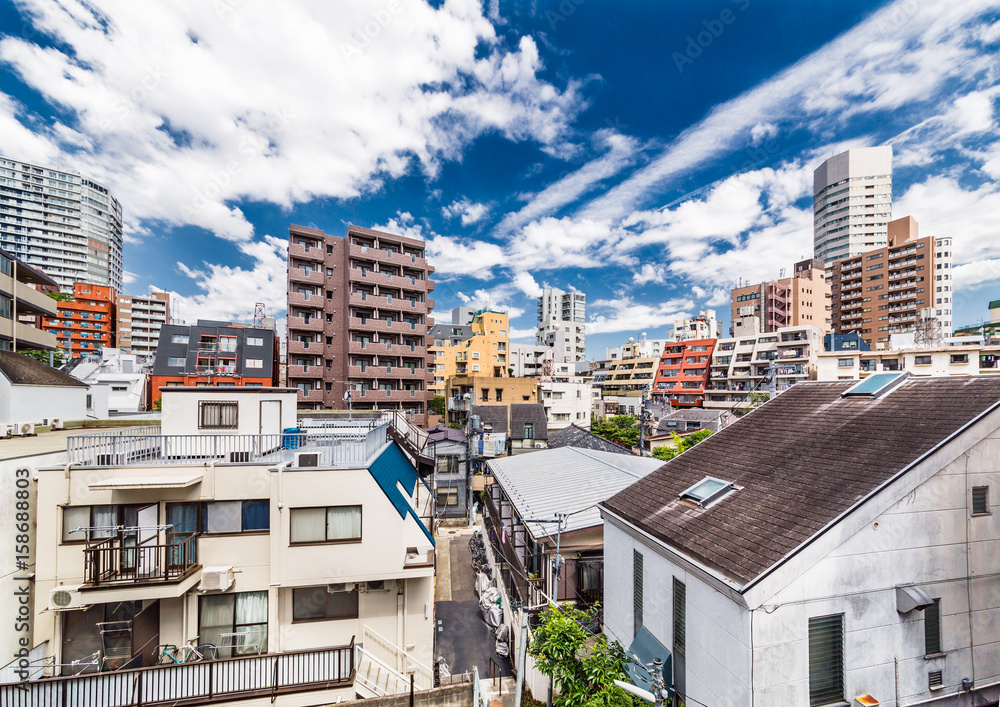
1 0 998 357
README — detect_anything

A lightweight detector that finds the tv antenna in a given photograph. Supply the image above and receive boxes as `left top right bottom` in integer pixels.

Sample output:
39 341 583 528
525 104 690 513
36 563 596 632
253 302 266 328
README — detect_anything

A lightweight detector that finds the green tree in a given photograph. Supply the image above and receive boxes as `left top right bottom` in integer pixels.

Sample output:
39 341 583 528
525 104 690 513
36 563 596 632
19 348 67 368
428 395 446 416
46 291 73 302
528 604 636 707
652 429 713 461
735 392 769 416
590 415 639 448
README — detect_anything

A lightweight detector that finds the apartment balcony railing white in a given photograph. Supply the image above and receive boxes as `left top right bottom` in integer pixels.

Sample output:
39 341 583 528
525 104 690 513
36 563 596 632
66 424 390 468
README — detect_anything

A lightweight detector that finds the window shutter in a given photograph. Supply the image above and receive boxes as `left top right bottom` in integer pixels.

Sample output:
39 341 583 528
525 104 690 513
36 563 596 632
673 578 686 656
633 550 643 636
924 599 941 655
972 486 989 515
808 614 844 706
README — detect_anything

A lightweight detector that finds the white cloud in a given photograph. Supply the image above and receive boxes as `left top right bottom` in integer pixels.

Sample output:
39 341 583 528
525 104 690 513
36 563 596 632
172 234 288 324
513 271 543 298
442 198 490 225
507 327 537 341
705 289 730 307
632 264 666 285
0 0 586 241
122 270 137 285
587 295 695 335
750 122 778 147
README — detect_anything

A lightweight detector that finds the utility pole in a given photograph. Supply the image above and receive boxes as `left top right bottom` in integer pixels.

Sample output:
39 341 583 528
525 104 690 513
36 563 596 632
546 512 567 707
513 607 529 707
637 385 649 456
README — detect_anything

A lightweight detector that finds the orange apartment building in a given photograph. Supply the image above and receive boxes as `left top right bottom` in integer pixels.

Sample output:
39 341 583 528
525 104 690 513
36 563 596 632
652 338 716 407
730 258 829 337
42 282 116 356
829 216 954 348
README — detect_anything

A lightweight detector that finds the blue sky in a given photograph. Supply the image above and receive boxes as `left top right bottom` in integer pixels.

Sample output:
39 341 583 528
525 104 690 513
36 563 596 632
1 0 999 357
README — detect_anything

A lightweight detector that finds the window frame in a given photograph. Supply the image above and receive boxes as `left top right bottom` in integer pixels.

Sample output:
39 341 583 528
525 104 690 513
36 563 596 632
808 613 845 707
198 401 239 429
972 486 989 516
292 586 360 623
289 505 363 545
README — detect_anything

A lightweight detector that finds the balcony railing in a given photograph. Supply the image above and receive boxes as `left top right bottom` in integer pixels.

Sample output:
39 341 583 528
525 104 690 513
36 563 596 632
67 424 389 468
84 532 198 586
1 642 355 707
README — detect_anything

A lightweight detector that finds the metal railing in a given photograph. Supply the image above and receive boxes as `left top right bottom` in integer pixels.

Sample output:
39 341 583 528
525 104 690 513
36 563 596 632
84 533 197 585
66 425 390 468
359 625 433 691
0 642 355 707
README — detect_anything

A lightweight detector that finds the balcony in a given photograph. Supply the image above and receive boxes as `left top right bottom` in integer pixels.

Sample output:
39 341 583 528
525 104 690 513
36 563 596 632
288 240 325 262
290 268 325 286
354 389 425 403
83 532 199 588
288 292 324 309
287 365 323 379
287 340 320 355
287 316 324 332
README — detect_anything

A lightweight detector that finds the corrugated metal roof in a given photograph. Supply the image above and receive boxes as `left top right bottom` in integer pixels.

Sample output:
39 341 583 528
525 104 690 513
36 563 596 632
487 447 662 538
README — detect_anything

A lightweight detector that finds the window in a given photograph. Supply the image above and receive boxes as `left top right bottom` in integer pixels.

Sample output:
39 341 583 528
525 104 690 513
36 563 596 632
972 486 989 516
199 591 268 657
172 334 189 344
523 423 534 439
924 599 942 655
246 359 263 369
219 336 237 352
838 358 853 368
672 577 686 658
914 355 932 365
205 500 269 533
292 586 360 622
437 487 459 507
495 389 503 403
679 477 735 508
808 614 844 706
199 401 238 429
290 506 362 543
167 357 185 367
61 506 92 542
950 354 968 364
247 337 263 347
633 550 643 636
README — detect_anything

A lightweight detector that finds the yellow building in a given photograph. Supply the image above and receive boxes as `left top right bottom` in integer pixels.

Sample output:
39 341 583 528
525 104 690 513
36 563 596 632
429 309 511 397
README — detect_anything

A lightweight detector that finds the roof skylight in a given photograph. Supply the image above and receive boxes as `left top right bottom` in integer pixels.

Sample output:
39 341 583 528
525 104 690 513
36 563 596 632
679 477 735 508
842 371 910 399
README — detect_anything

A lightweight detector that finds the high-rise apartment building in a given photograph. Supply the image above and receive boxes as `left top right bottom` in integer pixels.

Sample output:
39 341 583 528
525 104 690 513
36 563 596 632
0 155 124 292
116 291 170 359
652 338 717 407
829 216 953 349
671 309 721 341
42 282 116 357
287 224 435 422
536 287 586 362
0 247 59 352
813 146 893 263
730 259 830 336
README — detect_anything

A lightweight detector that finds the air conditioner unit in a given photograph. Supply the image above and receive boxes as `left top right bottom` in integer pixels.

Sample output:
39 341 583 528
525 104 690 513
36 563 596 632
199 566 235 592
18 423 35 436
363 579 396 593
295 452 319 467
3 424 16 437
49 585 89 611
327 582 356 594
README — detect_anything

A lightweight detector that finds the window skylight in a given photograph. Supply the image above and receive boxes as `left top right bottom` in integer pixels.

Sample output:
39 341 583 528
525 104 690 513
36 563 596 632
679 477 735 508
842 371 909 399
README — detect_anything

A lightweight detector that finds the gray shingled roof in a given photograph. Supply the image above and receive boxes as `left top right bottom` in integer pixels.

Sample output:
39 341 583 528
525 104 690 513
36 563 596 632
0 351 89 387
470 405 508 434
509 403 548 441
548 424 635 455
603 377 1000 587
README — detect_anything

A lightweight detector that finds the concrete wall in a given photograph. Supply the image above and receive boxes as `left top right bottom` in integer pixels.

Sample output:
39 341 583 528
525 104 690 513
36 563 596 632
0 379 87 426
161 388 298 435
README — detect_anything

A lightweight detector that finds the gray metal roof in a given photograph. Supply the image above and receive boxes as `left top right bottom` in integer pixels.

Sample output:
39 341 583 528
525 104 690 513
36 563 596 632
487 447 662 538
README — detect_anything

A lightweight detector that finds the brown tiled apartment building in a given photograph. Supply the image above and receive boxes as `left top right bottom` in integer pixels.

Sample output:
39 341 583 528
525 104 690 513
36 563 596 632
829 216 953 349
729 258 829 337
287 224 436 423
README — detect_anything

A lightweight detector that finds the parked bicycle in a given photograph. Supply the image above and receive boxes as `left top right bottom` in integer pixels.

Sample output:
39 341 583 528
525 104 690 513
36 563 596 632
154 637 219 664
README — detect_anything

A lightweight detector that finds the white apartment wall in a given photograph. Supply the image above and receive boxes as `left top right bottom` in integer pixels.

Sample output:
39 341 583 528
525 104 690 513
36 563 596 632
0 378 88 425
817 347 996 381
160 389 297 435
540 380 592 429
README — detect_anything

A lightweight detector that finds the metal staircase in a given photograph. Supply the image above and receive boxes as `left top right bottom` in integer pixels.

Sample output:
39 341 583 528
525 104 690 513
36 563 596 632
384 412 436 476
354 625 434 698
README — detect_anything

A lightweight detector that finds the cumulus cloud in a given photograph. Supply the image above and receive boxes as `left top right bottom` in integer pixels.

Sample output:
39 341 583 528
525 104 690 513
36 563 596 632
587 295 695 335
513 271 543 298
632 264 667 285
442 198 490 225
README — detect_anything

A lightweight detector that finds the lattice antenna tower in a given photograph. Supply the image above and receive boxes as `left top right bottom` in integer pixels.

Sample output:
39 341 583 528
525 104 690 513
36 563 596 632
253 302 266 328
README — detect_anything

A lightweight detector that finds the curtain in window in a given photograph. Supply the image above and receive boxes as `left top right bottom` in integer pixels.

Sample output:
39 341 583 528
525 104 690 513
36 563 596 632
167 503 199 564
290 508 326 542
62 506 91 542
235 592 268 654
327 506 361 540
242 500 269 531
91 505 117 538
200 594 235 655
207 501 241 533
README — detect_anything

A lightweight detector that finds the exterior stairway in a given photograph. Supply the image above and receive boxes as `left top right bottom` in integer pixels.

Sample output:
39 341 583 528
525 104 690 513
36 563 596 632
385 412 436 476
354 625 434 698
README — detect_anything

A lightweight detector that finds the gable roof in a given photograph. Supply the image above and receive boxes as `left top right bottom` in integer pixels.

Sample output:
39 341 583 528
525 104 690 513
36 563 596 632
509 403 548 440
602 377 1000 587
489 447 663 538
426 425 467 444
0 351 89 387
470 404 509 434
548 424 635 455
367 442 434 545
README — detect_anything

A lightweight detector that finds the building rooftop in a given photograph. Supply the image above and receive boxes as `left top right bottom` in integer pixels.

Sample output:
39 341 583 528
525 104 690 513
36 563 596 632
509 403 548 440
547 424 634 455
488 447 663 538
470 404 509 434
0 351 89 387
603 376 1000 587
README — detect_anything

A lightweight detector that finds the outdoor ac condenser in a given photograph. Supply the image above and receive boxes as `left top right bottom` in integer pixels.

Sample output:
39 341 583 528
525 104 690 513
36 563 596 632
199 566 235 592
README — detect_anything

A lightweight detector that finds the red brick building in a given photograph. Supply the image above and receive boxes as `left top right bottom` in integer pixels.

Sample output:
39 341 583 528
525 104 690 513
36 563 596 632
42 282 116 357
287 224 435 423
651 338 717 407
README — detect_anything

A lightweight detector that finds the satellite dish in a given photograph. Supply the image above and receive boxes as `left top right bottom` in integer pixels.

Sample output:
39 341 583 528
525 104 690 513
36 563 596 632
614 680 656 704
343 390 352 401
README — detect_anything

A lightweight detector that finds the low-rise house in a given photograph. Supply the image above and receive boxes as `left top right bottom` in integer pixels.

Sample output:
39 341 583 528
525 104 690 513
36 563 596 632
547 423 634 456
426 425 469 519
601 374 1000 706
646 409 729 454
8 386 436 705
819 345 1000 380
0 350 88 427
66 348 150 413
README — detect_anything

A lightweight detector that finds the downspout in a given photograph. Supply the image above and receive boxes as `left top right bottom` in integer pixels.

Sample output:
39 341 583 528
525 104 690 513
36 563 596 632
274 461 290 509
11 259 16 351
63 461 81 505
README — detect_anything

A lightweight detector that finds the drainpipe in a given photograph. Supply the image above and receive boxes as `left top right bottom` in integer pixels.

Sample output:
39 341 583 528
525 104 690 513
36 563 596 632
274 461 290 509
11 259 16 352
63 461 81 505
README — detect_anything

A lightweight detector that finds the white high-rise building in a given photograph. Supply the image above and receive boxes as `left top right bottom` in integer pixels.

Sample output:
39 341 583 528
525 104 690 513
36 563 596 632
813 146 893 264
536 287 586 362
0 155 124 292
